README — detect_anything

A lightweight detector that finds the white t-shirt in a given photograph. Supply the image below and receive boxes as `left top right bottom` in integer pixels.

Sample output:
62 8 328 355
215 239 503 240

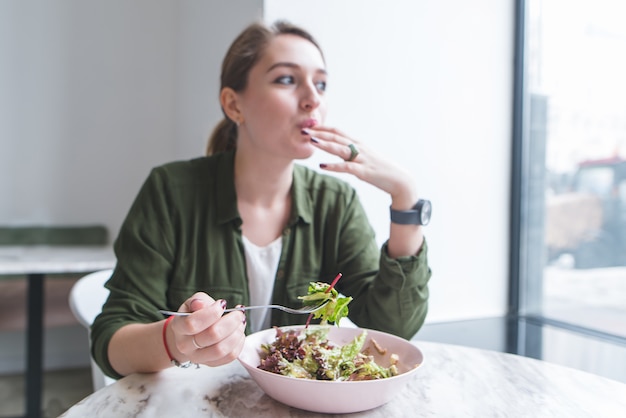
242 235 282 332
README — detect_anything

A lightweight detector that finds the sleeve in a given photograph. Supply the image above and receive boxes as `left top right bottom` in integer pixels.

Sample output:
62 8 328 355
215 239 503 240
90 167 176 379
333 189 431 340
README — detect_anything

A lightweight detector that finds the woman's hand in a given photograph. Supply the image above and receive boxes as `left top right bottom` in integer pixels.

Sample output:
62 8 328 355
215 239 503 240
108 293 246 377
304 126 424 258
304 126 418 209
166 292 247 367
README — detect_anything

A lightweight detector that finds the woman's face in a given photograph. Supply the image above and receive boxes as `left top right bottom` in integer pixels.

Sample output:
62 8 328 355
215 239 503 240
236 34 328 160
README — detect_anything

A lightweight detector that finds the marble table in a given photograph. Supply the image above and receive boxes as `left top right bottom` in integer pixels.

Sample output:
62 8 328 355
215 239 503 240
0 245 116 418
60 341 626 417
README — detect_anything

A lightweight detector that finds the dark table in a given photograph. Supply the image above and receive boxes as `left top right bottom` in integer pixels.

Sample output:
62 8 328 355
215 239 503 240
0 246 115 418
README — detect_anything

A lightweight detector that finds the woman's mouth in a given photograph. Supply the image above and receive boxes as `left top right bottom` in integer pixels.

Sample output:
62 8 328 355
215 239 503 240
300 118 318 129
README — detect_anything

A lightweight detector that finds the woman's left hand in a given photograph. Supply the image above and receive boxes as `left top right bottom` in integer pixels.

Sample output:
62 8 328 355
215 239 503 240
305 126 418 207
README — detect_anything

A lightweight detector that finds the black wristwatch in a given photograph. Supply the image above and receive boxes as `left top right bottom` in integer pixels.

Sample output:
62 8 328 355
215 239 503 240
390 199 432 226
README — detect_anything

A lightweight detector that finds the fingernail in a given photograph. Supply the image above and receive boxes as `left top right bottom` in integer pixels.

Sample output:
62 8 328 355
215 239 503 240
242 315 247 325
319 163 327 168
235 304 244 309
220 299 227 310
310 137 319 143
301 128 310 135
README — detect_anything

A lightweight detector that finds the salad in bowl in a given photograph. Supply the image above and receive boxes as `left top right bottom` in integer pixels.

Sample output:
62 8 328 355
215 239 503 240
237 279 424 413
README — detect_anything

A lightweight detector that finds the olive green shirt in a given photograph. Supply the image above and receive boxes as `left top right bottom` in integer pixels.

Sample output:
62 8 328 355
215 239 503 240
91 150 431 379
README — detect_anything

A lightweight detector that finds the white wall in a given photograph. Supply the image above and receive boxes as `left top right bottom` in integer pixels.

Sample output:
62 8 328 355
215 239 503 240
264 0 514 322
1 0 175 234
0 0 263 237
1 0 514 324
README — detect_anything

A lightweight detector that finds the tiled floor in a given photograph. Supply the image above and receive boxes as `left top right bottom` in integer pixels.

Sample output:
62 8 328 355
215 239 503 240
0 367 92 418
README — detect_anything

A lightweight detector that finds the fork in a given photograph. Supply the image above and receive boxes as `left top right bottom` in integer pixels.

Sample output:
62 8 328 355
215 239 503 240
158 299 330 317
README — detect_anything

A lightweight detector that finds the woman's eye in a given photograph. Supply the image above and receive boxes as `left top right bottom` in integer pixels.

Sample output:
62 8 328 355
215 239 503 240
274 75 295 85
315 80 327 92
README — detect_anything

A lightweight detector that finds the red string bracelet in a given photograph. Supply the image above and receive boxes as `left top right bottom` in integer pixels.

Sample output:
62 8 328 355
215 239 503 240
162 315 192 368
162 316 175 362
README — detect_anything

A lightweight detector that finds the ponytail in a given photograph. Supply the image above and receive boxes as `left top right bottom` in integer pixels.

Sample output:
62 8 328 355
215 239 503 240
206 118 237 156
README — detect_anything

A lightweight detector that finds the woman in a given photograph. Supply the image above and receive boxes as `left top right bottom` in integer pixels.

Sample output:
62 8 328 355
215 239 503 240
91 20 431 379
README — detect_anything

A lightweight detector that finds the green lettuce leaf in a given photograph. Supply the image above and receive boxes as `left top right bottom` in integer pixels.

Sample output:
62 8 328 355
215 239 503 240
298 281 353 326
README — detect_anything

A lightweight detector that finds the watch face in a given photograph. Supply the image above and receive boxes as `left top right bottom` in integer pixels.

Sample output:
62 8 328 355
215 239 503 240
420 200 432 225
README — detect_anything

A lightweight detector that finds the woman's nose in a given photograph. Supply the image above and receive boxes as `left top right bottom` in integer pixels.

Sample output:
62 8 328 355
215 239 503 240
300 83 322 111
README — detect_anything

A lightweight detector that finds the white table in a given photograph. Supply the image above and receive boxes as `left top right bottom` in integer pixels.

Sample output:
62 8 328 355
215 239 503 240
0 246 116 418
60 341 626 417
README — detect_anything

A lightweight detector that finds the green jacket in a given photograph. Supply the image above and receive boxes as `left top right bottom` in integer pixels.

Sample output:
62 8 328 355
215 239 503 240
91 150 431 379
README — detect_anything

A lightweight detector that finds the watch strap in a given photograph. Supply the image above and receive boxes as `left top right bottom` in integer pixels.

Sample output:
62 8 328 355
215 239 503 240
390 199 431 225
390 204 420 225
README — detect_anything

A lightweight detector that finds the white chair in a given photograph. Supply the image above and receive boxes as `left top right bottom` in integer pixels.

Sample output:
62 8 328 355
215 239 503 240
69 268 116 391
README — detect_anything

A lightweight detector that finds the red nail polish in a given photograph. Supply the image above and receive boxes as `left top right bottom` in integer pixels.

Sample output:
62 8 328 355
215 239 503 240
220 299 227 310
319 163 327 168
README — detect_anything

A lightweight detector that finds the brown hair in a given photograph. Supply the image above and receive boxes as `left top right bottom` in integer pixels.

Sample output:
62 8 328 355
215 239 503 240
206 20 324 155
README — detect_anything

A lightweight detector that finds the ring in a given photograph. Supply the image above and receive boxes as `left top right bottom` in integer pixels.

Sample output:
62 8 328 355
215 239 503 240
346 143 359 162
192 336 204 350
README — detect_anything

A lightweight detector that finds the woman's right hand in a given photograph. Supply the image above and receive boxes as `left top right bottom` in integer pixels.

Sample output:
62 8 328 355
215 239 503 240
165 292 247 367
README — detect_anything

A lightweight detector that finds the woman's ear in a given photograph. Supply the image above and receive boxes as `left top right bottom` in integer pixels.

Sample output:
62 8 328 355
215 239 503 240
220 87 242 125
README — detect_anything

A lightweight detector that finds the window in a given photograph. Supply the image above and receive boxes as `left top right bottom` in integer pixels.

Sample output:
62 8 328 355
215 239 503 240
517 0 626 381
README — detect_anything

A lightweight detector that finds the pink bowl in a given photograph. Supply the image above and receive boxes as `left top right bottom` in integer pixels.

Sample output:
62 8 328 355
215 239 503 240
238 325 424 414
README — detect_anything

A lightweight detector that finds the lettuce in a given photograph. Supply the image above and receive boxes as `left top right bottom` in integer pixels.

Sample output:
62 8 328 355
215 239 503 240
298 281 353 326
258 327 398 381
